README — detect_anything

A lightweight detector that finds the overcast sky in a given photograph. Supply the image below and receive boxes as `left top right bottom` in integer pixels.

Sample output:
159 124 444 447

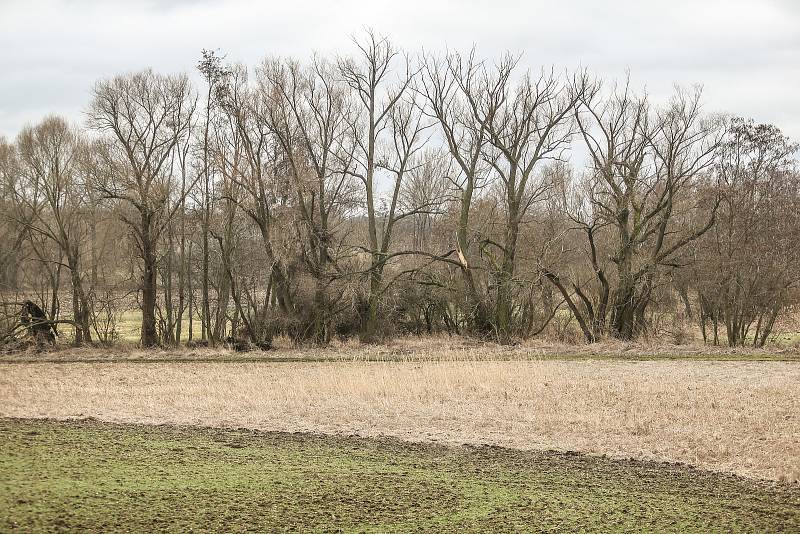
1 0 798 141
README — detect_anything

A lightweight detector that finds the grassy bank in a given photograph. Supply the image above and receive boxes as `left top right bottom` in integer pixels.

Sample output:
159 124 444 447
1 419 798 532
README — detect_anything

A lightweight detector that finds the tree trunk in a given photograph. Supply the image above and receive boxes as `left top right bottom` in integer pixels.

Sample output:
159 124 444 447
202 221 210 343
141 225 158 347
67 257 91 345
162 230 176 346
494 197 521 345
362 259 384 343
187 241 194 342
455 185 491 337
495 269 514 344
312 280 328 344
610 249 641 340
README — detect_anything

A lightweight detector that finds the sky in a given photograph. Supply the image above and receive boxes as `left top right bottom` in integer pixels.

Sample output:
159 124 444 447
1 0 799 141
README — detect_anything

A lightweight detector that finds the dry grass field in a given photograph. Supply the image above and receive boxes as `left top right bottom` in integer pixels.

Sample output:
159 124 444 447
2 356 798 483
4 335 800 363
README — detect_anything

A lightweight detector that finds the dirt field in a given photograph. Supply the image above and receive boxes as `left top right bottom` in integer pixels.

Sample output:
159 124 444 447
2 358 798 482
2 419 798 532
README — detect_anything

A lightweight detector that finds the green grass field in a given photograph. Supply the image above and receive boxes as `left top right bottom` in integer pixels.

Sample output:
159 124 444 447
1 419 798 532
103 310 202 343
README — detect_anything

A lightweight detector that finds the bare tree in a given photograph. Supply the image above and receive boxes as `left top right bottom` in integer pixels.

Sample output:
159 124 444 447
337 31 424 341
14 116 93 343
197 49 231 344
87 70 196 346
424 51 587 342
259 56 358 343
0 138 27 294
692 118 800 346
3 39 799 350
421 51 493 334
214 63 294 346
545 84 721 341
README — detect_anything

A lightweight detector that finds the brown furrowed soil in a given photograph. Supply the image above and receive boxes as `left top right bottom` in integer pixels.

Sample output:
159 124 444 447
2 357 798 482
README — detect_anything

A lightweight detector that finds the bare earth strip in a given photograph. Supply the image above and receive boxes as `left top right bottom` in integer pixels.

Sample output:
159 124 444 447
1 360 798 482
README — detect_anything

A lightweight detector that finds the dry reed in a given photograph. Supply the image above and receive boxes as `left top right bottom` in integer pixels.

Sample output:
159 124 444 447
1 358 798 482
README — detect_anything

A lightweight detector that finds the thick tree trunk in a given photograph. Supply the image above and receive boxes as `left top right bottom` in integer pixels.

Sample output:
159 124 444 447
495 247 516 343
495 206 521 345
256 221 293 315
495 268 514 344
214 277 230 341
212 203 237 341
610 246 646 340
312 281 328 344
309 223 330 344
362 259 384 343
461 266 492 336
68 262 91 345
455 186 492 337
141 224 159 347
611 287 637 340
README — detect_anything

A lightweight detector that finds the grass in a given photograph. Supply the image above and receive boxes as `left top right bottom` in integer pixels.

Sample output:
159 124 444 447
1 418 798 532
89 309 202 344
3 359 799 482
47 304 800 356
4 335 800 364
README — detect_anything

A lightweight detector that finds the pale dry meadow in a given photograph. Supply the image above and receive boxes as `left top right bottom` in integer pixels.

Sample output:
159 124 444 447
2 355 798 483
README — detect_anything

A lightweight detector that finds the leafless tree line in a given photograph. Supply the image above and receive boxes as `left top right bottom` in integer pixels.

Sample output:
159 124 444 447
1 32 798 348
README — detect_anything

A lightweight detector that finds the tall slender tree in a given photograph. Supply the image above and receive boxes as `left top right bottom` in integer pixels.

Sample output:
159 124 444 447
88 70 196 346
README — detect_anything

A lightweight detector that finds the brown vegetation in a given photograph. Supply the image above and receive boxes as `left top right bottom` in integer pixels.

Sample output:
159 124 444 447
1 32 798 350
3 356 798 482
